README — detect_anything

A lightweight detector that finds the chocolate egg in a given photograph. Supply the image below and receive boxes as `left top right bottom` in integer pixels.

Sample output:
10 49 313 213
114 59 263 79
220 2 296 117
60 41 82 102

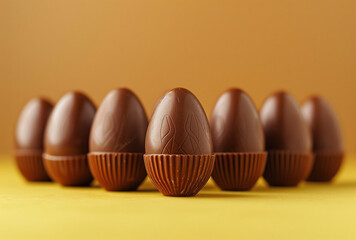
302 96 343 152
15 98 53 181
210 88 265 153
88 88 148 191
210 88 267 191
144 88 215 196
260 92 311 152
89 88 147 153
260 91 314 186
43 91 96 186
146 89 213 155
302 96 344 181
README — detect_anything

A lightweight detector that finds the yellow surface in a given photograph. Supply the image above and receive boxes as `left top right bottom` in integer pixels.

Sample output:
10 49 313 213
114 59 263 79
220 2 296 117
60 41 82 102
1 0 356 156
1 156 356 240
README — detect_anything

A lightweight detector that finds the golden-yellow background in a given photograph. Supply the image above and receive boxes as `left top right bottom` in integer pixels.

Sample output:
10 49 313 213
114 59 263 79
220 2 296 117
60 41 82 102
1 0 355 155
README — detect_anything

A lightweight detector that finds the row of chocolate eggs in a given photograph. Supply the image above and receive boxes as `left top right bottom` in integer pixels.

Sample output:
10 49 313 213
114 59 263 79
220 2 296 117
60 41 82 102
14 88 344 196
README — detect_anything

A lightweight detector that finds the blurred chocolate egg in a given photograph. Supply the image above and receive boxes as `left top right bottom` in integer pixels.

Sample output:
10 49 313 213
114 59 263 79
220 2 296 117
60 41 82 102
302 96 344 181
144 88 215 196
43 91 96 186
210 88 265 153
88 88 148 191
302 96 343 152
15 98 53 181
260 91 311 152
210 88 267 191
260 91 313 186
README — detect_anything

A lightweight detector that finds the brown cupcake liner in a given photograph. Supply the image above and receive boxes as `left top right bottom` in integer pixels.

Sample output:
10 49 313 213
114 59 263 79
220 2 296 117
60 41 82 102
263 151 314 187
88 152 147 191
307 152 344 182
43 153 93 186
15 150 51 182
144 154 215 197
212 152 267 191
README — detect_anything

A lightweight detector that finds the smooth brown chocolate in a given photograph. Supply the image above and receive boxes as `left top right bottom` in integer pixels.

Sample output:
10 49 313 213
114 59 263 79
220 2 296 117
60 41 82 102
302 96 344 181
15 98 53 151
44 92 96 156
88 88 148 191
301 96 343 152
260 91 313 186
146 88 213 155
89 88 147 153
210 88 267 191
260 91 311 153
210 88 265 153
43 91 96 186
144 88 215 196
15 98 53 181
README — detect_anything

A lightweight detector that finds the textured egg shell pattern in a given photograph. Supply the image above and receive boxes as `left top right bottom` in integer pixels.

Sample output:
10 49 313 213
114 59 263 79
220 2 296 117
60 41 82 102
89 88 148 153
145 88 213 155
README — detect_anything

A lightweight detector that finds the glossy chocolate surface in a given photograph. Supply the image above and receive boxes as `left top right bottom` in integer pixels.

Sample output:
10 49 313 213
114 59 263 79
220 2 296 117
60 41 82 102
44 92 96 156
260 91 311 153
210 88 264 153
15 98 53 151
146 88 213 155
89 88 148 153
301 96 343 152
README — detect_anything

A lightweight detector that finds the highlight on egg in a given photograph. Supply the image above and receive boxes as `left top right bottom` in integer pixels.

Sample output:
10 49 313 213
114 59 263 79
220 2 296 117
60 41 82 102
260 91 314 187
144 88 215 197
302 95 344 182
210 88 267 191
88 88 148 191
43 91 96 186
14 98 53 182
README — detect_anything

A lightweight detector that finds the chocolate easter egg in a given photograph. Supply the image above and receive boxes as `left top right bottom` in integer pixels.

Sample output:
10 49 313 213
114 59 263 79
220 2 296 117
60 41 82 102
210 88 265 153
44 92 96 156
15 98 53 181
89 88 147 153
302 96 344 181
302 96 343 152
210 88 267 191
260 91 313 186
15 98 53 151
144 88 215 196
260 91 311 153
43 91 96 186
145 88 213 155
88 88 148 191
